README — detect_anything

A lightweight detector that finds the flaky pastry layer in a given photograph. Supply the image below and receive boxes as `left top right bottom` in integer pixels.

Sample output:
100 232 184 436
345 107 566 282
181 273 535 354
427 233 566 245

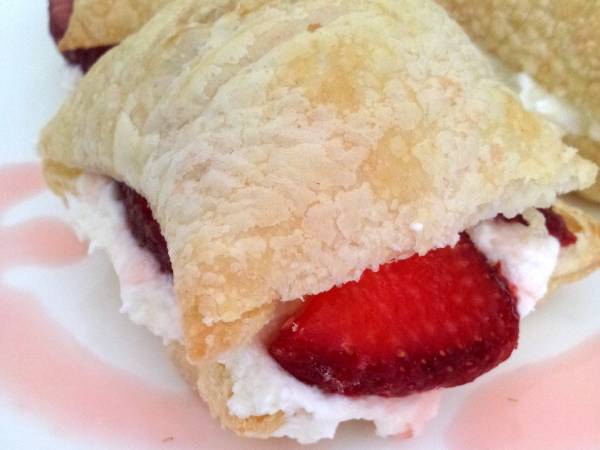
41 0 596 360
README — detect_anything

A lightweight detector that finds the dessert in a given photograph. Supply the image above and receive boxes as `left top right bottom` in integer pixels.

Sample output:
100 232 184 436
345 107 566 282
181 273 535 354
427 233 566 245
40 0 600 443
438 0 600 202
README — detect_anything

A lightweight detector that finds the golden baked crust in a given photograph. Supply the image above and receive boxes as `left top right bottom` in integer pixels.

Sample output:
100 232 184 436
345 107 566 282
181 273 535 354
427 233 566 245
438 0 600 202
59 0 172 50
40 0 596 360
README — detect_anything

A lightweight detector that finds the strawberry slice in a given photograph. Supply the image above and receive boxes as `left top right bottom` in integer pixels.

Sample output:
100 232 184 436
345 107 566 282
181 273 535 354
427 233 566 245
269 234 519 397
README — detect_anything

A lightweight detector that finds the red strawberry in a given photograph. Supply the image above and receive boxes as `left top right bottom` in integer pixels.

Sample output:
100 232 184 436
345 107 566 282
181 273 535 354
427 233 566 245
48 0 111 73
269 234 519 397
49 0 73 43
496 208 576 248
115 182 172 274
539 208 577 247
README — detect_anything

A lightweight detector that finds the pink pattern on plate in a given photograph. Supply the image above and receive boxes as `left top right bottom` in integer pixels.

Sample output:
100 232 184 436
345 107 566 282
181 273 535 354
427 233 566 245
0 162 296 450
446 335 600 450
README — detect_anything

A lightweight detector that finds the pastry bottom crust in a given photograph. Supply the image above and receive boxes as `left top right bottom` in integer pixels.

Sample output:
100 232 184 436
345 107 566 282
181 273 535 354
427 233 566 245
168 341 285 438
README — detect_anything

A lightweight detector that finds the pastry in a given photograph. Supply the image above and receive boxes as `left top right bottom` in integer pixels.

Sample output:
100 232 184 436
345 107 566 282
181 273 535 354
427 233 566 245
438 0 600 202
40 0 600 443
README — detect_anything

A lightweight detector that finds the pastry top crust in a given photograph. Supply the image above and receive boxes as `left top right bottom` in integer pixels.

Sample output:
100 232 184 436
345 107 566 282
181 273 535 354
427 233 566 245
59 0 172 50
40 0 596 359
438 0 600 124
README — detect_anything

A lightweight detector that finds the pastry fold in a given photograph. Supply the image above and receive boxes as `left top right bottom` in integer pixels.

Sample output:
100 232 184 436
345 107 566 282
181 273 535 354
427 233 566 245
40 0 597 363
438 0 600 201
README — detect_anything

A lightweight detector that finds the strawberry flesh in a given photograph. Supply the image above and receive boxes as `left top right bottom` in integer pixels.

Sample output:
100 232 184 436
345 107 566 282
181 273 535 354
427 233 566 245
269 234 519 397
115 182 172 274
539 208 577 247
48 0 111 72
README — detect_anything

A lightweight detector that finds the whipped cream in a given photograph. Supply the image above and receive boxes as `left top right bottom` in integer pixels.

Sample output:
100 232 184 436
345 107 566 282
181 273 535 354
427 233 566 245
468 210 560 317
66 174 560 443
66 175 182 344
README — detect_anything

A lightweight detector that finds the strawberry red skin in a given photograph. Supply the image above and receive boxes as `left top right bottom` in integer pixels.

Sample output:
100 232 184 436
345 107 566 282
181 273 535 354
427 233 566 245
115 182 172 274
539 208 577 247
269 234 519 397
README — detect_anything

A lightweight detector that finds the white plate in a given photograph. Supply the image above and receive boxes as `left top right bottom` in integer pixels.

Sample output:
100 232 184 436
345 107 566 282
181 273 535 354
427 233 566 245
1 1 599 449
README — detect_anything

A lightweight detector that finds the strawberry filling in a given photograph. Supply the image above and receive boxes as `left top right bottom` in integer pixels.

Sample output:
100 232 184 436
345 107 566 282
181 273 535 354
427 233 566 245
539 208 577 247
48 0 112 73
113 181 573 398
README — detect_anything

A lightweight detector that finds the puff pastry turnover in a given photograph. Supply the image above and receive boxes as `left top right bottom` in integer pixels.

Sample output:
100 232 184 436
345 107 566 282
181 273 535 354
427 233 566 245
40 0 600 441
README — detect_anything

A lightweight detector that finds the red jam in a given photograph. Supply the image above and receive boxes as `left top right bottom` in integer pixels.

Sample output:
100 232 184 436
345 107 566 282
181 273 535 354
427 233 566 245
114 182 172 274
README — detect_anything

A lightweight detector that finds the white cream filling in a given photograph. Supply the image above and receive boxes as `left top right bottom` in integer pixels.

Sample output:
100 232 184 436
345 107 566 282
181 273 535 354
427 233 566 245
467 209 560 317
66 174 560 443
65 175 182 344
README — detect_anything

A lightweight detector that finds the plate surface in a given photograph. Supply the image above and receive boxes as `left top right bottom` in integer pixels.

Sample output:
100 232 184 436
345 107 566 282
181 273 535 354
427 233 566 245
1 2 599 449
